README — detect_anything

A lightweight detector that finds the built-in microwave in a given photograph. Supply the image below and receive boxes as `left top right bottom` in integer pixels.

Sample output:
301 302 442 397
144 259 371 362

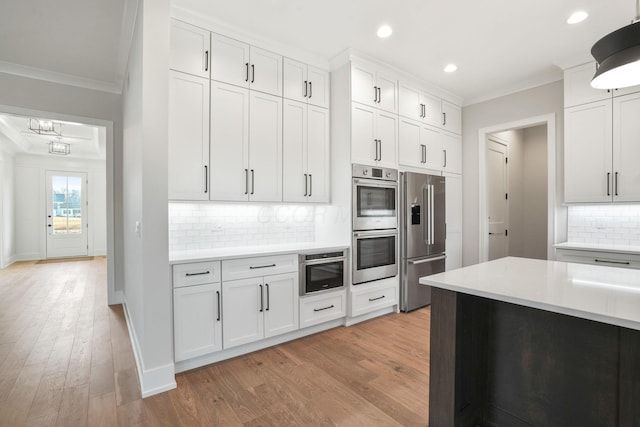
299 250 347 296
352 229 398 284
352 164 398 231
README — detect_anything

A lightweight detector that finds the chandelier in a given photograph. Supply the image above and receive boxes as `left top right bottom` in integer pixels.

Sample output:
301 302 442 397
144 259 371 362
27 118 63 136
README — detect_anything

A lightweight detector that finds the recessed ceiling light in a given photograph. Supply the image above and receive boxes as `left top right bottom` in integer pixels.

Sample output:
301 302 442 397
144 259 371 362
444 64 458 73
377 25 392 38
567 11 588 24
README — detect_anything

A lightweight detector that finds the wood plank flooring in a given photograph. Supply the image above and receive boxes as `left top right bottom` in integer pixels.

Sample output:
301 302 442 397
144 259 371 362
0 258 431 426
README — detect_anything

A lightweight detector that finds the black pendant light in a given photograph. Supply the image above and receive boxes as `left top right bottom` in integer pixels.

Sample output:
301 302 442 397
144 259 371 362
591 0 640 89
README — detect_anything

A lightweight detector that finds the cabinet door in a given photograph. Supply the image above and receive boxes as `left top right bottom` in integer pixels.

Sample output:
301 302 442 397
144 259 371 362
422 124 442 171
351 103 377 166
222 278 264 349
398 117 423 168
174 283 222 361
250 47 282 96
307 66 330 109
444 172 462 234
351 64 377 107
445 232 462 271
441 131 462 174
169 20 210 78
376 110 398 168
283 58 307 103
282 99 308 202
249 91 282 202
613 92 640 202
210 33 250 88
564 101 613 203
422 93 443 128
376 70 398 113
442 101 462 134
168 71 210 200
263 273 299 338
564 63 612 108
210 82 250 201
399 83 422 121
307 106 330 202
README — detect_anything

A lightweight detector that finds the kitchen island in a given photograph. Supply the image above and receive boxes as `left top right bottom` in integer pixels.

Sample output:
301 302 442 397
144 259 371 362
420 257 640 427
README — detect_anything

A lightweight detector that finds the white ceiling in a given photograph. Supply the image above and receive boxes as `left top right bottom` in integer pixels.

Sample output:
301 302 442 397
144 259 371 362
0 0 634 104
0 114 105 160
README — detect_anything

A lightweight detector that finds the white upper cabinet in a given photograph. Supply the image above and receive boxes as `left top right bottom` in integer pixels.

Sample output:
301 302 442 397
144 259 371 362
351 103 397 168
249 91 283 202
564 100 613 203
351 62 398 113
168 71 210 200
170 20 210 78
612 92 640 202
210 33 282 96
399 82 442 128
441 131 462 174
398 117 442 171
564 62 614 108
283 58 329 108
442 101 462 135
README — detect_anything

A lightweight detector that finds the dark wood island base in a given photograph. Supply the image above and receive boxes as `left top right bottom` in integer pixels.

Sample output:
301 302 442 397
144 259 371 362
429 287 640 427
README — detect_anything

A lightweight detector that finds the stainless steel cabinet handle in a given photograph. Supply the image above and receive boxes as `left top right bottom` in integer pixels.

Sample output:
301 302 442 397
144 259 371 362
615 172 619 196
374 86 378 103
245 62 249 82
185 271 210 276
204 165 208 193
443 112 447 126
204 51 209 72
304 80 308 97
216 290 221 321
265 283 270 311
607 172 611 196
304 173 308 196
309 81 312 98
420 144 426 163
251 64 255 83
595 259 630 265
443 150 447 168
309 174 313 197
259 285 263 312
374 139 379 161
408 255 447 265
378 139 382 161
377 87 381 104
251 169 255 195
369 295 385 302
249 263 276 269
245 169 249 195
313 304 334 312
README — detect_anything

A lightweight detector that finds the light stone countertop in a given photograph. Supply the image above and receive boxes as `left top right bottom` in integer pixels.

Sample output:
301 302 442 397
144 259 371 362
420 256 640 331
554 241 640 255
170 242 350 264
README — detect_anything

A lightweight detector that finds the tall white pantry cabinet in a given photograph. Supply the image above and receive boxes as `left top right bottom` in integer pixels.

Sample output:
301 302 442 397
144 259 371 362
168 19 330 203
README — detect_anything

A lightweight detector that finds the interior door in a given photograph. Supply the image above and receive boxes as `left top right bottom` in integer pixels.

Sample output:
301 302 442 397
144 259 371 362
487 140 509 260
46 171 88 258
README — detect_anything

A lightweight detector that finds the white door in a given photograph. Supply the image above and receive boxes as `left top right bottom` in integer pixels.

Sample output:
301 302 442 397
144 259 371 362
282 99 307 202
613 92 640 202
173 283 222 361
169 19 210 78
487 140 509 260
263 273 299 338
248 91 282 202
306 106 330 203
376 110 397 168
222 278 264 349
210 81 249 201
168 71 210 200
351 103 377 166
210 33 250 87
46 171 88 258
249 46 282 96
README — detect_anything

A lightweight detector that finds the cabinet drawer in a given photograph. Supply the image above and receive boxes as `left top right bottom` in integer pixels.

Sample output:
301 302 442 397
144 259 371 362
300 290 346 328
556 249 640 269
222 254 297 281
173 261 221 287
351 281 398 317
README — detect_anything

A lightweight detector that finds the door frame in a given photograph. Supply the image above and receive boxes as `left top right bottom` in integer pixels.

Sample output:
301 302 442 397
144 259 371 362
0 104 117 304
478 114 557 263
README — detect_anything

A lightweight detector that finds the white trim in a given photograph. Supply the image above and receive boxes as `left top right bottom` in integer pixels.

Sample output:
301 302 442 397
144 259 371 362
464 77 563 108
122 299 177 398
0 61 121 94
345 305 396 326
478 114 557 263
114 0 140 94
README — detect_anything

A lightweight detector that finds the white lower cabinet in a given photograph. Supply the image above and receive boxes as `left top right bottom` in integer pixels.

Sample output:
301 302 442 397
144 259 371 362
555 248 640 269
299 289 346 328
222 272 299 349
350 277 398 318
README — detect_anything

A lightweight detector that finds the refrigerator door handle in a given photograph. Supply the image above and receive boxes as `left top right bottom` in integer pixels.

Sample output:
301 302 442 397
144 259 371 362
423 186 431 245
430 184 435 245
408 255 447 265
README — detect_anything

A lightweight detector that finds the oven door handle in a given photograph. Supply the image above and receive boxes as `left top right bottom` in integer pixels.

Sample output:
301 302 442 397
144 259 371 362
301 257 347 266
352 178 398 188
408 255 446 265
353 231 398 238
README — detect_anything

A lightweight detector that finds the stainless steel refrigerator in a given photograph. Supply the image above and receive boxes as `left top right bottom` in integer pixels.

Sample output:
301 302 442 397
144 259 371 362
400 172 446 312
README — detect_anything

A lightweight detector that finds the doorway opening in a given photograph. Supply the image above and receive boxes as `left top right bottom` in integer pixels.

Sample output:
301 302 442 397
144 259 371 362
478 114 557 263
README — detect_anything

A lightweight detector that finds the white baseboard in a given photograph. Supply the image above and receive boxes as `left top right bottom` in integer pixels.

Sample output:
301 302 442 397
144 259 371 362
345 305 396 326
110 290 124 305
1 254 16 269
14 253 41 262
122 299 177 398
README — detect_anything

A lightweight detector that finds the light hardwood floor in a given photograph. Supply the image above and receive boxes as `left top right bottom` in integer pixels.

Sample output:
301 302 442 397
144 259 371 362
0 258 430 426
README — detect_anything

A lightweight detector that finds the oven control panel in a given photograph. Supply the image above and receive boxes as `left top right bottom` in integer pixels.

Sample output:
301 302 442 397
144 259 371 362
352 163 398 181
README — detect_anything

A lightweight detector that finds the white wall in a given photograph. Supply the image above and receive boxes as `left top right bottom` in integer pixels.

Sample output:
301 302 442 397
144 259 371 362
462 80 566 266
122 0 174 397
13 154 107 260
0 149 16 267
522 125 548 259
0 72 123 299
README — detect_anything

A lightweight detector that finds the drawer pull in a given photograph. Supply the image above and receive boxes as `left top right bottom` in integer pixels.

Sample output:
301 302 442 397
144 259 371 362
369 295 386 302
250 264 276 270
314 304 335 312
594 259 630 265
185 271 210 277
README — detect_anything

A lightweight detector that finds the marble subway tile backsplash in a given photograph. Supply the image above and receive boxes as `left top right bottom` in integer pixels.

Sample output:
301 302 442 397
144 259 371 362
567 205 640 246
168 203 316 251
